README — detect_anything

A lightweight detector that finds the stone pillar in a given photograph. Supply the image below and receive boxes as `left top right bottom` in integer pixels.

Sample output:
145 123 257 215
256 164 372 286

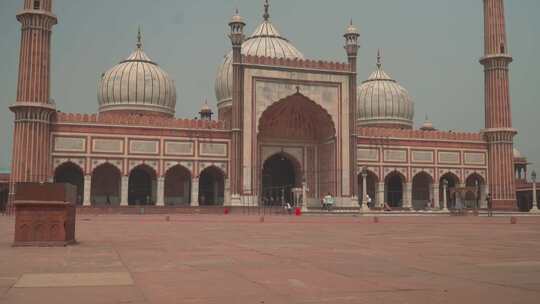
191 177 199 207
302 181 308 212
223 178 231 206
404 182 413 210
120 176 128 206
156 177 165 206
377 182 385 208
361 171 369 212
480 184 488 209
433 183 440 210
442 181 449 212
531 171 539 212
83 175 91 206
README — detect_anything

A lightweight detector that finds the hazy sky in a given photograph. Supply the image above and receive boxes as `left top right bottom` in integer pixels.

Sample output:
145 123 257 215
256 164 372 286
0 0 539 176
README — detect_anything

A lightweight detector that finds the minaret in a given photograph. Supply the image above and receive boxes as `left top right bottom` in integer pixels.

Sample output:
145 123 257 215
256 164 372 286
344 20 360 203
228 8 246 203
480 0 517 209
8 0 57 211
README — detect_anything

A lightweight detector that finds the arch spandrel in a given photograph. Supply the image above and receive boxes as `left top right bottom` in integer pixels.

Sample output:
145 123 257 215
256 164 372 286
357 166 380 182
53 158 85 175
198 163 227 178
464 169 487 183
438 169 462 184
411 168 435 181
164 161 193 177
383 167 408 182
128 160 159 175
90 159 123 175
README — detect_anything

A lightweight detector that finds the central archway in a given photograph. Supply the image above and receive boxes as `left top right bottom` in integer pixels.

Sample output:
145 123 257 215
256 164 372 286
257 92 337 202
261 153 300 206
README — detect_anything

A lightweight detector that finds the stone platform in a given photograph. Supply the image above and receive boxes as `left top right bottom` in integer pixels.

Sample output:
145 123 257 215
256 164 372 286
0 214 539 303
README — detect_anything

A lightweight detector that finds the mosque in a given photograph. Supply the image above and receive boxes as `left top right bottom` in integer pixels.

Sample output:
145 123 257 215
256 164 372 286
4 0 539 212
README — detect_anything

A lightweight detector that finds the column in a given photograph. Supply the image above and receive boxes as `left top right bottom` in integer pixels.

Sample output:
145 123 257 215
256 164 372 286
361 173 369 211
120 176 128 206
377 182 385 208
404 182 413 210
156 177 165 206
531 173 539 212
224 178 231 206
442 182 449 212
480 185 488 209
191 177 199 207
433 183 440 210
83 175 91 206
302 181 308 212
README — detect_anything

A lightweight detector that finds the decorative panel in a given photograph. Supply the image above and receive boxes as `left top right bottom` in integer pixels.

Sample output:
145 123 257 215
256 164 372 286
199 142 227 157
165 141 194 156
54 136 85 152
130 140 159 155
464 152 486 165
93 138 123 153
383 149 407 162
411 150 434 163
358 148 379 161
438 151 460 164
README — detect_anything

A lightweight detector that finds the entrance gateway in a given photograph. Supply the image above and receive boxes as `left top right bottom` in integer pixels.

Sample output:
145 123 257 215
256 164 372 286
257 92 336 207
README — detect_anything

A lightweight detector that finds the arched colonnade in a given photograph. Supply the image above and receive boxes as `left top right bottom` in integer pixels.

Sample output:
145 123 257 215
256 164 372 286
52 161 227 207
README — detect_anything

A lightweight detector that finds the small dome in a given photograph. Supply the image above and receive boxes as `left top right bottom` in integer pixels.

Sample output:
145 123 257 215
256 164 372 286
98 30 176 117
357 52 414 129
230 9 245 24
345 20 359 35
420 115 435 131
215 2 304 107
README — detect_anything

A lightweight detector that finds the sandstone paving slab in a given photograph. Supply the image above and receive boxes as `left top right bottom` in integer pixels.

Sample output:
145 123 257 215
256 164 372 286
14 272 134 288
1 286 147 304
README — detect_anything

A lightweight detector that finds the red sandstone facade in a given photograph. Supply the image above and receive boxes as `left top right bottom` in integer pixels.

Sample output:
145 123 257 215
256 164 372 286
6 0 534 212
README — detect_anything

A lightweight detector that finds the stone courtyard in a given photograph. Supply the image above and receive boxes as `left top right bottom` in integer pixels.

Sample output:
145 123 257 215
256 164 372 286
0 214 539 303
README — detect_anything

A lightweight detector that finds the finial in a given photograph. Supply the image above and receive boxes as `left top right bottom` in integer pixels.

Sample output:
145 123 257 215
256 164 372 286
376 49 382 69
136 26 142 49
263 0 270 21
296 85 301 93
350 19 353 26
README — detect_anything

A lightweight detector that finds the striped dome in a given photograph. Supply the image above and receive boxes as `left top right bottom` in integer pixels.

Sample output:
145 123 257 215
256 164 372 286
215 7 304 107
98 33 176 117
357 54 414 129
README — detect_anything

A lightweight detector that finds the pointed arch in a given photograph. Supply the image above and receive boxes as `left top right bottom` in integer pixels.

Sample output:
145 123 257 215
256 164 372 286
91 163 122 206
53 162 84 205
164 164 192 206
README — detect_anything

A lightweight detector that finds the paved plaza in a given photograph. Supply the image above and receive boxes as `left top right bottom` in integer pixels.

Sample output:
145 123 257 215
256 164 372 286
0 214 540 303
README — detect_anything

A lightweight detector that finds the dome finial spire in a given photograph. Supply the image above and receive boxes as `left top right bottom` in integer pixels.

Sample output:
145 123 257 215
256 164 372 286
377 48 382 69
136 26 142 49
263 0 270 21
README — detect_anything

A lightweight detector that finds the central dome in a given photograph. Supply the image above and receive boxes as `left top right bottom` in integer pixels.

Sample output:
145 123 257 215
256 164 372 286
215 3 304 107
98 30 177 117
